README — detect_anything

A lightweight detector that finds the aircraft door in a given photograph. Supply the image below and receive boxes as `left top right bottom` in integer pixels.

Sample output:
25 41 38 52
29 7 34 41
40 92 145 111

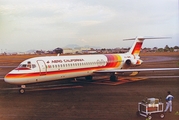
37 60 47 75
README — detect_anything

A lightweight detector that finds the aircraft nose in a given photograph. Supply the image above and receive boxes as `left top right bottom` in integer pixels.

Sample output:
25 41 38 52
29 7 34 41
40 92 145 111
4 74 16 84
4 73 27 85
4 74 13 84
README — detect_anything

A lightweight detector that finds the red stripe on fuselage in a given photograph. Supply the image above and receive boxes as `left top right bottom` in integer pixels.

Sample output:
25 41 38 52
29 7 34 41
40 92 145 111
5 65 113 79
6 54 123 79
98 54 122 69
105 54 120 67
15 67 31 70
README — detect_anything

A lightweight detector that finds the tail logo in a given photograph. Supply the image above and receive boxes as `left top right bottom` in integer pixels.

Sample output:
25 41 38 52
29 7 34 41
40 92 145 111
131 42 143 55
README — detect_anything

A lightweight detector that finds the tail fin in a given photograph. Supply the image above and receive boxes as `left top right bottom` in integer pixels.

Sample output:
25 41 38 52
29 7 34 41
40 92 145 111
124 36 171 56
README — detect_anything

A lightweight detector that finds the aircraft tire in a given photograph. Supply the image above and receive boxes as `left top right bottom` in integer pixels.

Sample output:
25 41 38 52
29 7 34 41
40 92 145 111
110 75 117 82
147 115 152 120
159 113 165 119
19 88 25 94
85 76 93 81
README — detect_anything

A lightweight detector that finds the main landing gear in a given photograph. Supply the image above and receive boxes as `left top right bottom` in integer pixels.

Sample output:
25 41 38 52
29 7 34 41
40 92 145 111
85 76 93 81
19 85 26 94
110 73 118 82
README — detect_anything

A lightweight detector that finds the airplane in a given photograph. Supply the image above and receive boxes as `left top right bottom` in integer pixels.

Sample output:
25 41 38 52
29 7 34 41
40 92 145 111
4 36 179 94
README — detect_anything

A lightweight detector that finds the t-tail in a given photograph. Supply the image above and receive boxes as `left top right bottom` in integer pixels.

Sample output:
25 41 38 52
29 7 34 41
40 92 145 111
124 36 171 56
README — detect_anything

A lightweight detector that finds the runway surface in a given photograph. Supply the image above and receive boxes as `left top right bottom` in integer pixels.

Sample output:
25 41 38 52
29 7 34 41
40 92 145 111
0 54 179 120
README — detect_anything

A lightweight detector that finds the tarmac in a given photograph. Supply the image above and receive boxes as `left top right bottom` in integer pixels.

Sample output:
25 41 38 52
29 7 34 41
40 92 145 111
0 53 179 120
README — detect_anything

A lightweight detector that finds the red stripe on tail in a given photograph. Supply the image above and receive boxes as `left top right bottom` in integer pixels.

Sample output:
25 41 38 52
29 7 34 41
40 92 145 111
131 42 143 55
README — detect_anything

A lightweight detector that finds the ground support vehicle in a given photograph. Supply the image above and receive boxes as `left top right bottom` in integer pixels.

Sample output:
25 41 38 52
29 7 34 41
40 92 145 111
137 98 165 119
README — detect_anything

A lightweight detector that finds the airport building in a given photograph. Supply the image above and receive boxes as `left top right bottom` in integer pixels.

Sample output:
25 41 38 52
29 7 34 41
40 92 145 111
62 47 91 54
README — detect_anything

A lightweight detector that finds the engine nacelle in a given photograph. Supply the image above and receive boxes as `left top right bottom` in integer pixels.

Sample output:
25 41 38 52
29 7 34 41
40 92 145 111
122 58 143 69
122 59 132 69
125 59 131 65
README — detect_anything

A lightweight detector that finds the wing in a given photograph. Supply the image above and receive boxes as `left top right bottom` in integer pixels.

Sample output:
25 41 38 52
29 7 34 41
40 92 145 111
95 68 179 73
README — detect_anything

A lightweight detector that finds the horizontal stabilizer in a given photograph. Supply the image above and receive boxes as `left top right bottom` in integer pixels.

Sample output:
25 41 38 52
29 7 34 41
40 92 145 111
123 37 171 41
124 36 171 55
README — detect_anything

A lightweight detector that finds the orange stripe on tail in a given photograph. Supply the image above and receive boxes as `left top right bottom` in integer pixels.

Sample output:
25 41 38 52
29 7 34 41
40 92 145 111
131 42 143 55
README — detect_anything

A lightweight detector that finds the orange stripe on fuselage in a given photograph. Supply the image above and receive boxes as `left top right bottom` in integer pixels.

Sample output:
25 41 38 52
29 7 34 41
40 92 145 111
5 66 104 79
6 54 123 79
5 72 40 78
105 54 122 68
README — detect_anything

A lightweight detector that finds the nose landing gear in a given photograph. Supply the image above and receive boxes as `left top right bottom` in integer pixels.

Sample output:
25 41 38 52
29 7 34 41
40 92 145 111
19 85 26 94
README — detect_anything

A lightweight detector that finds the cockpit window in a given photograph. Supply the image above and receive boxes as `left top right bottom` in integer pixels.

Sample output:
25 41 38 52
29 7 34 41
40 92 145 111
27 61 31 68
32 64 36 68
17 61 36 69
18 64 27 68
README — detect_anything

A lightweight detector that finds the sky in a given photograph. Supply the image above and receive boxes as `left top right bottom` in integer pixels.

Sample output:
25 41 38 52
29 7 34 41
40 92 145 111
0 0 178 52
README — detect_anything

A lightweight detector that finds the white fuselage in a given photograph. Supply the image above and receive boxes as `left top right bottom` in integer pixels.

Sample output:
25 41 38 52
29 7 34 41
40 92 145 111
4 53 140 85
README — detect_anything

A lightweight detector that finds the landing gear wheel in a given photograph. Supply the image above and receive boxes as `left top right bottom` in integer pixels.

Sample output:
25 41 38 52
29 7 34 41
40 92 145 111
160 113 165 119
85 76 93 81
19 88 25 94
147 115 152 120
110 74 118 82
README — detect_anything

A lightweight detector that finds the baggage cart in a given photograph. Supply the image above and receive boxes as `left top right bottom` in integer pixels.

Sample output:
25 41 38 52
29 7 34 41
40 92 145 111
136 98 165 119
